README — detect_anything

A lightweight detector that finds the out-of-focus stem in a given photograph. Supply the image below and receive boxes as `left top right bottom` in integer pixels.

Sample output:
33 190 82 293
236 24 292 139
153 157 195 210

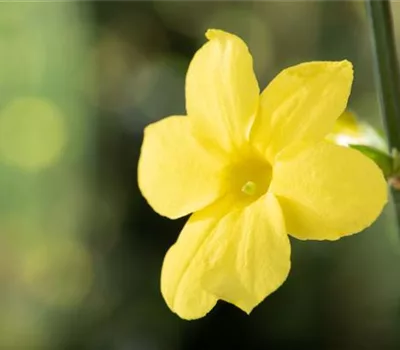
366 0 400 228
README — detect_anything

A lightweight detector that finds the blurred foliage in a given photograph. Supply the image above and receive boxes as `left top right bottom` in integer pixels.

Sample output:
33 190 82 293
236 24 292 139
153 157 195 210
0 1 400 350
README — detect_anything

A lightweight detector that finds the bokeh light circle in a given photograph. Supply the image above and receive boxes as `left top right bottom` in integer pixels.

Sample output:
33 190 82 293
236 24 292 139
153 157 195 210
0 97 67 171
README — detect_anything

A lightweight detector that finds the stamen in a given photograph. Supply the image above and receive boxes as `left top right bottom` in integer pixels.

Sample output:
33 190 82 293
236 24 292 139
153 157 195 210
241 181 257 195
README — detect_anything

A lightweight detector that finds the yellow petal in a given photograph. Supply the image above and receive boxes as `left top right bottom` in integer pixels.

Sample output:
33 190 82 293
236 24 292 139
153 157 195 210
202 194 290 314
160 200 229 319
138 116 227 219
270 141 388 240
186 29 259 152
161 194 290 319
251 61 353 161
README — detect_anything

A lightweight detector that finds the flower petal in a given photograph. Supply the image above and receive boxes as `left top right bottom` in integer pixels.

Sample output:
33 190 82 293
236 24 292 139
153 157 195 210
138 116 227 219
160 200 229 319
186 29 259 151
251 61 353 161
270 141 388 240
202 194 290 314
161 194 290 319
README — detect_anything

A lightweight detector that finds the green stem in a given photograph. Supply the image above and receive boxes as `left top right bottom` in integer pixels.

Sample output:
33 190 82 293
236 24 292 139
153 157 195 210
366 0 400 148
366 0 400 226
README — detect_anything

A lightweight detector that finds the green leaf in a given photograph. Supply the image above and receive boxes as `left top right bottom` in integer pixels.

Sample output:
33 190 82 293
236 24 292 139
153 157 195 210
349 144 393 178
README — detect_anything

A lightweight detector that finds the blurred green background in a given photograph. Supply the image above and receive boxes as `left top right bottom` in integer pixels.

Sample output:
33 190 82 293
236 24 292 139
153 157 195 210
1 1 400 349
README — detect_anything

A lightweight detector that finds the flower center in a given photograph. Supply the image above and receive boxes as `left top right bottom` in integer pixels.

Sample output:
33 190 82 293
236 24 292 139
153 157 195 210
241 181 257 195
227 152 272 203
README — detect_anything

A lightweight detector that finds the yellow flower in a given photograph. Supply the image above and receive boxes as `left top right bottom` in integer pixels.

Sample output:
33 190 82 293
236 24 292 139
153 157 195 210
138 29 388 320
327 110 387 150
327 110 364 145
